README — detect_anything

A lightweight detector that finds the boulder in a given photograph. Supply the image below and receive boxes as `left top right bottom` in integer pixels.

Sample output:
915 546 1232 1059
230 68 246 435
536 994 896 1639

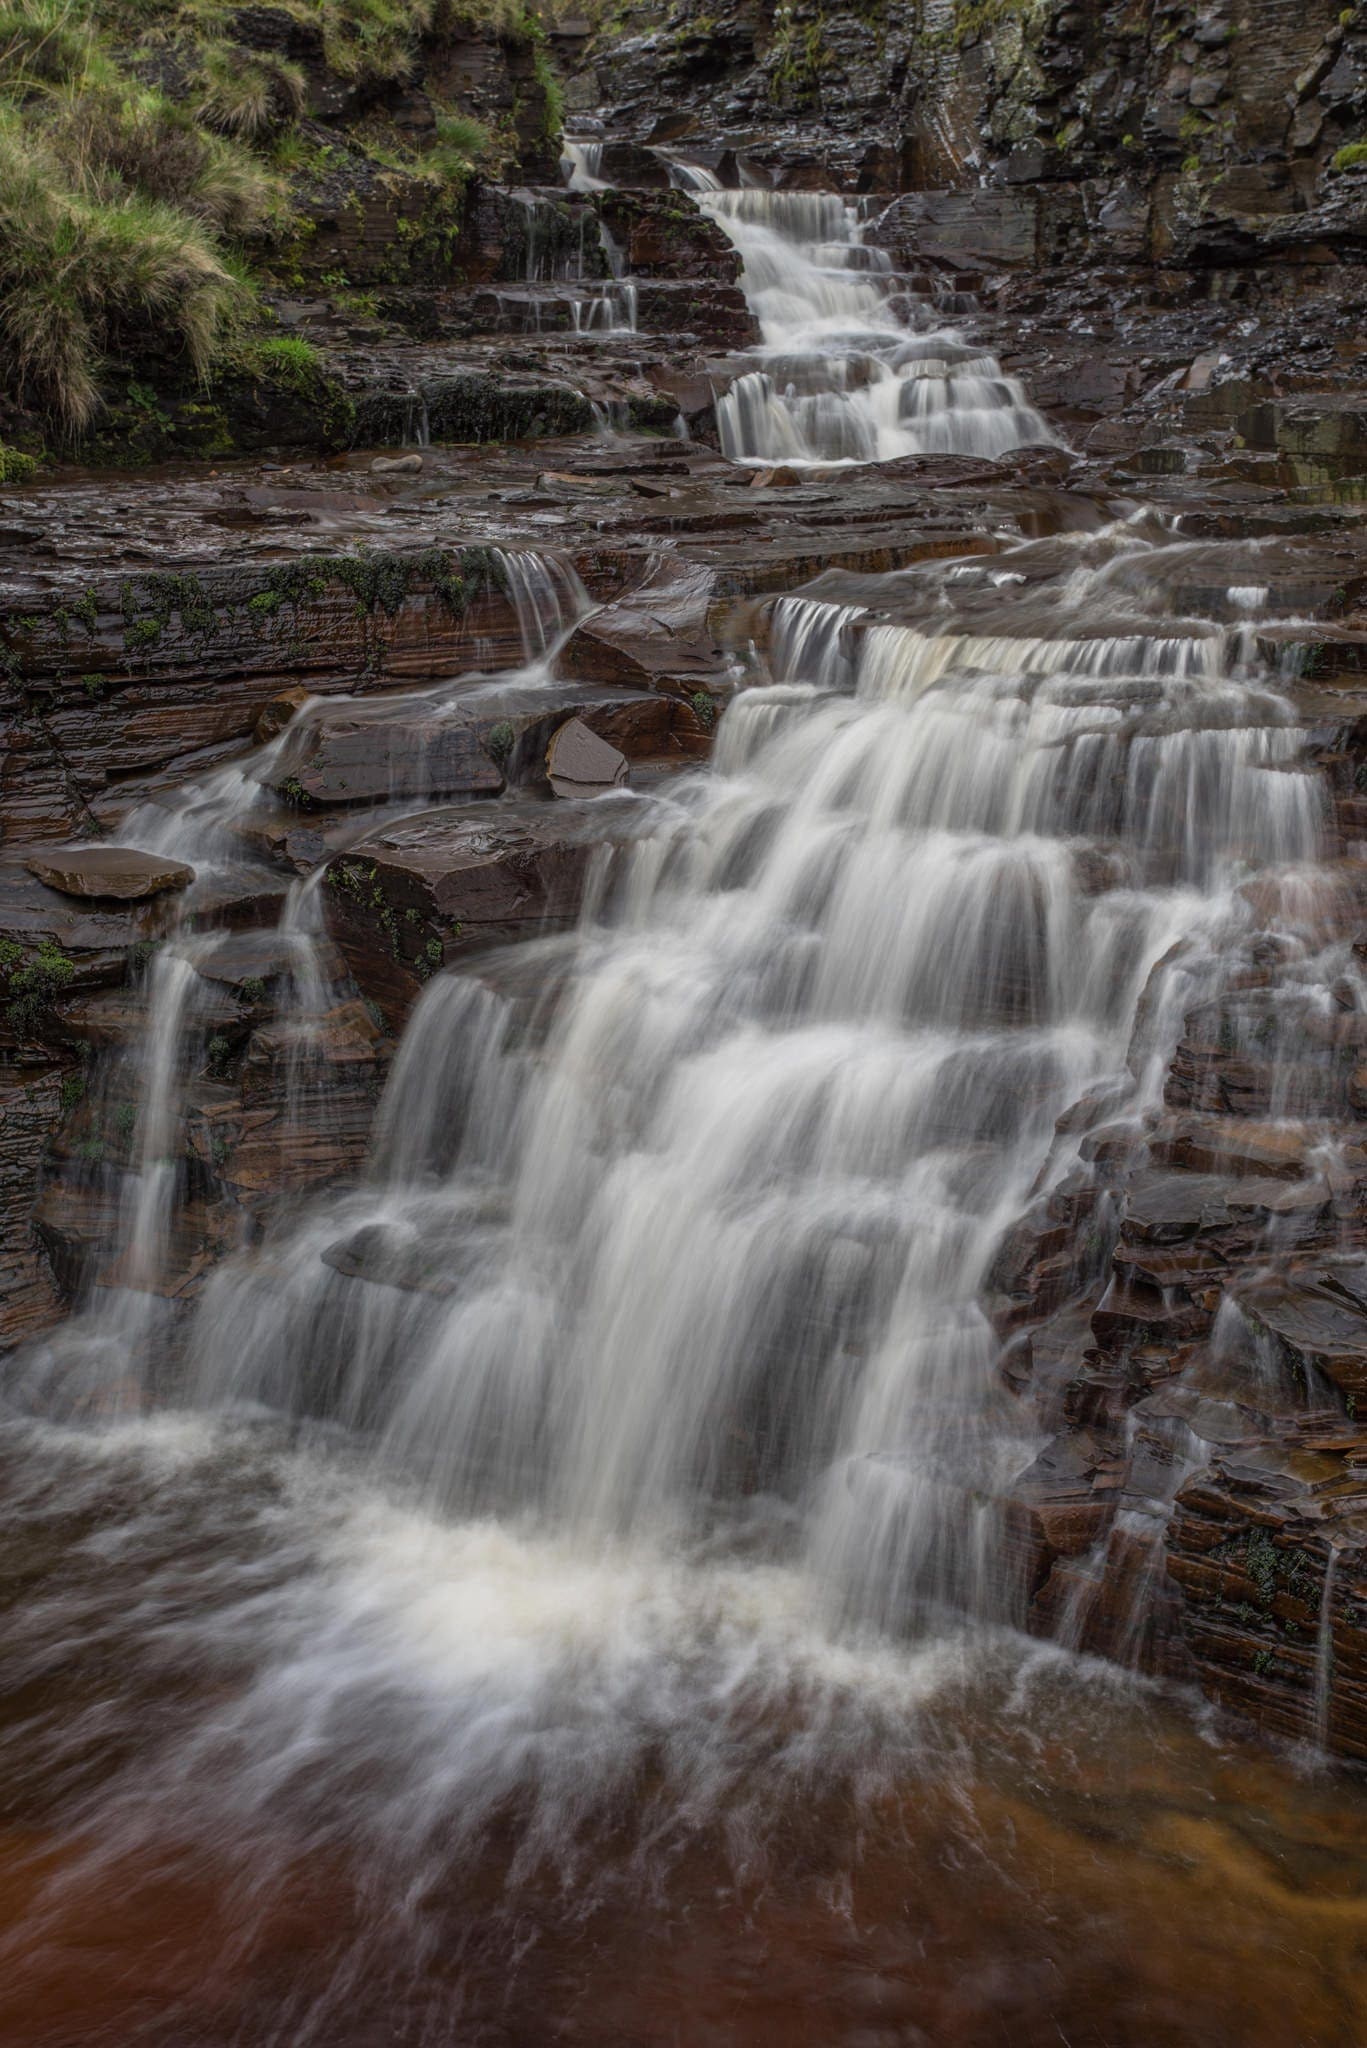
560 559 726 695
546 717 629 797
24 848 194 902
322 798 654 1025
254 686 314 745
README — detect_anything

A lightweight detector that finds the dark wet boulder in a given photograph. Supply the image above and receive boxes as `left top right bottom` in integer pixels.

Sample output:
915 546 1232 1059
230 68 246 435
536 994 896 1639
321 799 655 1026
560 559 728 696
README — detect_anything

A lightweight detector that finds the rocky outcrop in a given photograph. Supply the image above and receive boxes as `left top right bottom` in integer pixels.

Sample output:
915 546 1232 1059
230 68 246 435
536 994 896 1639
323 800 644 1024
571 0 1367 277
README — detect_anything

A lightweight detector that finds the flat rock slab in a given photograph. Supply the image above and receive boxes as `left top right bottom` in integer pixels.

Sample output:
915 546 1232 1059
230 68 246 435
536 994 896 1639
547 717 629 797
25 847 194 901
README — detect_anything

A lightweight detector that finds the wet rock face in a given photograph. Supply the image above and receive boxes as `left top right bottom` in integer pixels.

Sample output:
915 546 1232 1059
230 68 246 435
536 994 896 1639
322 802 645 1026
572 0 1367 267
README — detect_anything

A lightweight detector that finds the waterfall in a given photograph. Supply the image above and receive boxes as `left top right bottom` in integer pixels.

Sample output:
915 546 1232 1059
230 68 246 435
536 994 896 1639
561 137 607 191
161 523 1324 1642
1313 1543 1341 1752
696 185 1055 464
12 551 587 1412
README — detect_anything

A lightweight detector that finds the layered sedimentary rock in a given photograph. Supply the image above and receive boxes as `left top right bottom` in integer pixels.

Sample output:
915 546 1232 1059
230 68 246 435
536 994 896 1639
3 0 1367 1775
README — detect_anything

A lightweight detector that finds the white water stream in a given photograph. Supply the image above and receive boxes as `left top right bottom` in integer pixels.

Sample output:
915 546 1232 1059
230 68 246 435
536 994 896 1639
691 183 1054 464
0 153 1357 2048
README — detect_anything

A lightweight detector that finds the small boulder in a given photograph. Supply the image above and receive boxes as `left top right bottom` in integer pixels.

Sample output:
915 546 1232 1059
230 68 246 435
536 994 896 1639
546 718 629 799
370 454 423 474
25 848 194 902
254 685 313 745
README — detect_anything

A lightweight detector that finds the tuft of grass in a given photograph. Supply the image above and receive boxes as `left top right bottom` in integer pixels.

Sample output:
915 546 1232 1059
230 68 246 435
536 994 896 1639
0 106 253 429
421 108 498 181
194 38 307 142
310 0 435 85
243 330 324 392
1333 142 1367 174
0 0 98 89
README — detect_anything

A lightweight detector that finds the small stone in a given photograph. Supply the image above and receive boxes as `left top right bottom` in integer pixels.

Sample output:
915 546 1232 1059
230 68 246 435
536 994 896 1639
25 848 195 901
370 454 423 474
254 685 313 745
546 717 629 798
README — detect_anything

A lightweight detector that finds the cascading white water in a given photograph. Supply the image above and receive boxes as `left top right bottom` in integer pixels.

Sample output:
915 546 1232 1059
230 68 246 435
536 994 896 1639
693 185 1054 464
174 524 1324 1642
13 553 587 1413
561 136 607 191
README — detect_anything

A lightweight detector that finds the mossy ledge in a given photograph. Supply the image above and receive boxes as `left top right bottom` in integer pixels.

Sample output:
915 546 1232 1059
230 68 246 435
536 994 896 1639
0 545 510 693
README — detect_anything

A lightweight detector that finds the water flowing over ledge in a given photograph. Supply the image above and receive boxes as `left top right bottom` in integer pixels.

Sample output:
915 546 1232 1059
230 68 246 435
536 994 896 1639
4 133 1367 2048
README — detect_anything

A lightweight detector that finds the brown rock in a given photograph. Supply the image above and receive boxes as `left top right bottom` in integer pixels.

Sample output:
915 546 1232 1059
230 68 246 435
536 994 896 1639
560 559 725 696
323 798 655 1027
546 717 629 798
24 848 194 902
254 686 314 745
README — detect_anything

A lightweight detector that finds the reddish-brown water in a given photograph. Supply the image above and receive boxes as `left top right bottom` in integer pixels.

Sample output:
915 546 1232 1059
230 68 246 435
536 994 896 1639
1 1416 1364 2048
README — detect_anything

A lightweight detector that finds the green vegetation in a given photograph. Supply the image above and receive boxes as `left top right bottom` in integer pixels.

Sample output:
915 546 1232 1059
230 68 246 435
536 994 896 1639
0 0 271 430
1333 142 1367 174
423 108 498 181
0 0 566 439
768 2 825 105
243 331 325 394
0 935 75 1031
0 439 38 481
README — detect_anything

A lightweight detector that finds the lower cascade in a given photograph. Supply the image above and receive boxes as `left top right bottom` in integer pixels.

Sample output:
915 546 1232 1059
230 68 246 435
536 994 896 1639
4 16 1367 2037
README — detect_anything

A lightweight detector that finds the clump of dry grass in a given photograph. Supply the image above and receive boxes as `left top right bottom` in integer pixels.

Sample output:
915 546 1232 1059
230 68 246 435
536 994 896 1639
0 100 253 428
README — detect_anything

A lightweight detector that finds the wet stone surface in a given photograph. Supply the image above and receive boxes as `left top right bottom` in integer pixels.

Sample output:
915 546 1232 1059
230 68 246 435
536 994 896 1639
5 43 1367 2045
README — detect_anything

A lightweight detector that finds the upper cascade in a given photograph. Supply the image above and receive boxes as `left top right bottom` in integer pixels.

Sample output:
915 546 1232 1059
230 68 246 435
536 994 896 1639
679 176 1056 466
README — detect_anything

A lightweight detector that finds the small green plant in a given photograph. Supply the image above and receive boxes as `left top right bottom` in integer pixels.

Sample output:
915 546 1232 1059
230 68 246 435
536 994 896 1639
247 333 325 395
1 936 75 1030
0 438 36 482
75 1135 105 1163
58 1071 85 1112
690 689 716 730
239 976 266 1004
1246 1525 1280 1607
114 1100 136 1139
1333 142 1367 174
486 718 515 763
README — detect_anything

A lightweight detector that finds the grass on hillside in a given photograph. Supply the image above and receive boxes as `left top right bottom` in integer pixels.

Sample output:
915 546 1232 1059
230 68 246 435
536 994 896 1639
0 0 560 440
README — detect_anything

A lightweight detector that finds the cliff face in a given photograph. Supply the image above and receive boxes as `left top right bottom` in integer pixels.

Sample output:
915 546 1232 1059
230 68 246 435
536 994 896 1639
573 0 1367 261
